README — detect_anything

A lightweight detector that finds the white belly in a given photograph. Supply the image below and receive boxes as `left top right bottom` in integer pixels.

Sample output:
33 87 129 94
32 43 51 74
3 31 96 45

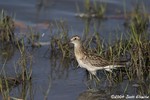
77 59 102 75
77 59 90 69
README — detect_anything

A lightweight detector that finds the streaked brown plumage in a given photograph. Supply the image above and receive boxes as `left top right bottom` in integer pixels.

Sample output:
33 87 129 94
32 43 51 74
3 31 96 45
70 35 125 76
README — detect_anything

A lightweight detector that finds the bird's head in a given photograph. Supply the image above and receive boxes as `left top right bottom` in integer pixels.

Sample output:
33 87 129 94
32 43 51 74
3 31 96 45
70 35 81 47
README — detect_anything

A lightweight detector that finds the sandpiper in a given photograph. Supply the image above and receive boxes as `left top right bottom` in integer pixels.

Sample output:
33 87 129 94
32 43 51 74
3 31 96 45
70 35 125 79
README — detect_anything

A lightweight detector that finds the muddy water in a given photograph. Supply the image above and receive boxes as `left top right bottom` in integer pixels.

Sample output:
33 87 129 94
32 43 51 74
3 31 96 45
0 0 150 100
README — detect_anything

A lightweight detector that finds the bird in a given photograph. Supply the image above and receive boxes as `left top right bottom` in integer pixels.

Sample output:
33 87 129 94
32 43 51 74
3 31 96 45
70 35 126 80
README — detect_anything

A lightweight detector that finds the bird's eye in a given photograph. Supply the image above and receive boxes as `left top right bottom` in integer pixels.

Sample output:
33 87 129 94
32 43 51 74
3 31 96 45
74 37 77 40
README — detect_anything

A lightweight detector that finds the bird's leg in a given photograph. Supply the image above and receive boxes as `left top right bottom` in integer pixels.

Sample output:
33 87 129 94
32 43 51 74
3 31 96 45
91 75 101 89
84 73 93 89
94 75 100 83
72 64 80 70
89 73 93 80
77 64 80 68
85 73 101 89
90 71 100 83
90 72 100 87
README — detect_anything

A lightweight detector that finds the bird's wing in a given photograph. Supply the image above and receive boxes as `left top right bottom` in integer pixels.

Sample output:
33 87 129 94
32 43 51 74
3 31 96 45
81 53 110 67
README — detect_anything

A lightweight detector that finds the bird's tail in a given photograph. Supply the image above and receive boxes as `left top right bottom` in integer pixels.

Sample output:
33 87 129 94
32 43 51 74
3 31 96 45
104 64 126 72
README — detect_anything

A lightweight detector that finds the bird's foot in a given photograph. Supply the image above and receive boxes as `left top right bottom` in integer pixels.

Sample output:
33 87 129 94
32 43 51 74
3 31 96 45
84 79 93 89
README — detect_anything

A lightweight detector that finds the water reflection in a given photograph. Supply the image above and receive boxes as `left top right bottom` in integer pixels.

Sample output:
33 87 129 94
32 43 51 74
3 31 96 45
0 43 15 61
78 79 150 100
36 0 53 17
49 50 77 79
36 0 50 10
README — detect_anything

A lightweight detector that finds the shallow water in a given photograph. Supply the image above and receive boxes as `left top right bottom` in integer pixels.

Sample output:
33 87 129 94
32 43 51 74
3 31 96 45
0 0 149 100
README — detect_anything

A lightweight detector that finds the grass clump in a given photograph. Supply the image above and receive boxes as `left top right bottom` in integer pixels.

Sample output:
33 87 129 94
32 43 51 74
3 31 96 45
0 39 33 100
0 11 33 99
76 0 106 18
0 11 14 43
124 5 150 81
50 21 71 58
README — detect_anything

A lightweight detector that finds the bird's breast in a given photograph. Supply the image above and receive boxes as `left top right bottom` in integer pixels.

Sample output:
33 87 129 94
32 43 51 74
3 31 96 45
74 49 84 59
